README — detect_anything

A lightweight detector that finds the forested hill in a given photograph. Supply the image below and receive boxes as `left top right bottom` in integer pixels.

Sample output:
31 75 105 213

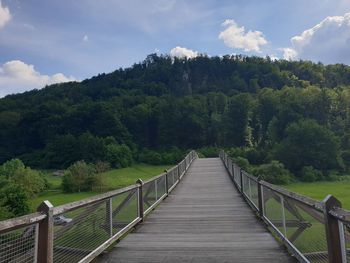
1 54 350 178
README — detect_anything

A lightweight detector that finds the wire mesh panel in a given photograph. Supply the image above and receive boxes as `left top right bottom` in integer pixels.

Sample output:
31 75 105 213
242 172 259 210
53 189 138 263
0 223 38 263
262 185 329 263
143 175 167 214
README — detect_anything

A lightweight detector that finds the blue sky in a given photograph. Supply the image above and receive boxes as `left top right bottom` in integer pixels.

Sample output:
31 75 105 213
1 0 350 96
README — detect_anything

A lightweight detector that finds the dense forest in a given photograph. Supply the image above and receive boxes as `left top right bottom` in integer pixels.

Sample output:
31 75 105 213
2 54 350 183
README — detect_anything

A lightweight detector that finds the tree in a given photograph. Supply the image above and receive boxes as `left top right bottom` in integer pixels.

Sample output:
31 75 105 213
274 119 339 173
224 94 252 146
0 183 30 216
62 161 96 192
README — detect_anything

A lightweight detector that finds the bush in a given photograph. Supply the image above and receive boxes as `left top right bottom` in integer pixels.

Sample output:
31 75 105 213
245 148 266 165
300 166 323 182
62 161 97 192
138 150 162 165
106 144 133 168
233 157 250 172
197 147 219 158
253 160 292 185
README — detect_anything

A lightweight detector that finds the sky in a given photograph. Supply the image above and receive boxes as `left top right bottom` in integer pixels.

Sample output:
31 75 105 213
1 0 350 97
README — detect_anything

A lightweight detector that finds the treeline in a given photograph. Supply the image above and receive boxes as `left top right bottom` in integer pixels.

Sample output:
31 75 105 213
1 54 350 181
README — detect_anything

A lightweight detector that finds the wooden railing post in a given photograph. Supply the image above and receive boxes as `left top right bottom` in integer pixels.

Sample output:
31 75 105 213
136 179 144 222
240 169 244 192
257 179 264 218
322 195 345 263
37 200 54 263
165 170 169 196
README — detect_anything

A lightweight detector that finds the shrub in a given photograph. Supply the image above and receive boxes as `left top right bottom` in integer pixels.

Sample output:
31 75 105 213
197 147 219 158
300 166 323 182
233 156 250 172
62 161 96 192
253 160 292 185
138 150 162 165
106 144 133 168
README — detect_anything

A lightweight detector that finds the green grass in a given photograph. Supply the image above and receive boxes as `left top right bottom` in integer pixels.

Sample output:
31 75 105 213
32 164 170 210
284 180 350 209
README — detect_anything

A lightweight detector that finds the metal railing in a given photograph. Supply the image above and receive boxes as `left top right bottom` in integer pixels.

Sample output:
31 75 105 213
220 150 350 263
0 150 197 263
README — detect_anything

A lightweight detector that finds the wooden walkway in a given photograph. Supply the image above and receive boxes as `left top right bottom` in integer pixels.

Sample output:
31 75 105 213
100 158 295 262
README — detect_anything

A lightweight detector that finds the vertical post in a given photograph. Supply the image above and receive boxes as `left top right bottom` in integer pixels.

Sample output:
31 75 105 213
136 179 144 222
155 179 158 200
165 170 169 195
107 198 113 237
322 195 344 263
257 180 264 218
37 200 54 263
33 223 39 263
240 169 244 192
248 179 252 199
177 164 181 181
280 195 287 237
185 158 187 171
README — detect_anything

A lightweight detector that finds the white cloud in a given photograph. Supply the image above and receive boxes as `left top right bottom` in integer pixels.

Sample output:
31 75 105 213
218 19 267 53
283 13 350 64
82 35 89 42
281 48 298 60
0 60 76 97
170 46 198 58
0 0 11 29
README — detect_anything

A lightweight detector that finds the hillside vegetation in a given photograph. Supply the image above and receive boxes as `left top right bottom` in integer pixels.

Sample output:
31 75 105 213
2 54 350 218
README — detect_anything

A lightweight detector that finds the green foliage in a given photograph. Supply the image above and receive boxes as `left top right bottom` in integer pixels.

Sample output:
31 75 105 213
2 54 350 184
273 119 339 173
253 160 292 185
233 157 250 172
0 183 30 216
197 147 219 157
106 144 132 168
300 166 323 182
62 161 96 193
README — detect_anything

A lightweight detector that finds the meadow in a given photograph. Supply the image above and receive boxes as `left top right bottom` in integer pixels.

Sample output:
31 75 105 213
31 164 169 210
284 179 350 209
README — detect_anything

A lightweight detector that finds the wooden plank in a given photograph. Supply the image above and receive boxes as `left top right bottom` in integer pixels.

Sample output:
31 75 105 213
99 158 295 263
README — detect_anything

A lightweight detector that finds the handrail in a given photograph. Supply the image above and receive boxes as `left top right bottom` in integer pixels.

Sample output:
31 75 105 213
0 150 198 263
219 150 349 263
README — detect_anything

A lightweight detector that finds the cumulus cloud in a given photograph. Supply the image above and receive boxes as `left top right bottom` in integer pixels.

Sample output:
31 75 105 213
0 60 76 97
0 0 11 28
283 13 350 64
281 48 298 60
170 46 198 58
218 19 267 53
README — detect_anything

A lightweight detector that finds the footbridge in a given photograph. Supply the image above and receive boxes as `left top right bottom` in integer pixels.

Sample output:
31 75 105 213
1 151 350 263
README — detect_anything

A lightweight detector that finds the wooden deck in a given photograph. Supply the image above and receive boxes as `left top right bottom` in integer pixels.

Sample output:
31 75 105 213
100 158 295 263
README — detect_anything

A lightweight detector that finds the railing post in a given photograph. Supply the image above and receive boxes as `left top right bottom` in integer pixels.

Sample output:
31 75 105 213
240 169 244 192
257 179 264 218
322 195 345 263
37 200 54 263
165 170 169 196
177 164 181 181
136 179 144 222
106 198 113 237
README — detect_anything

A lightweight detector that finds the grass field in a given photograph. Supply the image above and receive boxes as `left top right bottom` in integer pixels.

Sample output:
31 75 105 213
284 180 350 209
31 164 170 210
